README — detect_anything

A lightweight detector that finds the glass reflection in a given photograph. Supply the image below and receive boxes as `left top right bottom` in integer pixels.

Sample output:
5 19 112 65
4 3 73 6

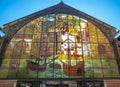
0 14 119 79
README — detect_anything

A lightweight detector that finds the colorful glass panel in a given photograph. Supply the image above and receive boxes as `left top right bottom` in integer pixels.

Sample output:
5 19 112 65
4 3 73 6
0 14 119 79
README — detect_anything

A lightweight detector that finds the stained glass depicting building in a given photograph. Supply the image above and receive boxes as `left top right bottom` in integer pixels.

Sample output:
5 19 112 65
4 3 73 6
0 1 120 87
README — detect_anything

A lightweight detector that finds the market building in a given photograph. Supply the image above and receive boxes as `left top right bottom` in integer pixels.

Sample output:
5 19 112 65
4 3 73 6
0 1 120 87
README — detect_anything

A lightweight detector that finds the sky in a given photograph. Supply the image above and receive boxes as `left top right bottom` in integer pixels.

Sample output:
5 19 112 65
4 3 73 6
0 0 120 37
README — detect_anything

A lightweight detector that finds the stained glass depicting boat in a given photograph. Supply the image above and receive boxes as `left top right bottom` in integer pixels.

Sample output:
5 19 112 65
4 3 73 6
0 14 119 79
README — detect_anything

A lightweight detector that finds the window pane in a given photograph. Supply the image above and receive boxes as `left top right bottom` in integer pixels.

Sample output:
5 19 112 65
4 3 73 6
2 14 119 79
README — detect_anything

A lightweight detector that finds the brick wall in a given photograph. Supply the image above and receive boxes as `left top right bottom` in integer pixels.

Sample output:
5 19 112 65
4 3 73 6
0 80 17 87
104 80 120 87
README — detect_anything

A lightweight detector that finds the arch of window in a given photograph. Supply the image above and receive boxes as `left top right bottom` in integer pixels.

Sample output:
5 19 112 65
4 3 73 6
0 14 119 79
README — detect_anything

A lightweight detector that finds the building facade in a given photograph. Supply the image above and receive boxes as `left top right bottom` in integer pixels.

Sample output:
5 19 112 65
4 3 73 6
0 1 120 87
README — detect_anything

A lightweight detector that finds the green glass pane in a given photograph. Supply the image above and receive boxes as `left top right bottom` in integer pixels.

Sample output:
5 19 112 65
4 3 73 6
85 68 94 78
103 69 112 77
94 69 103 78
0 68 9 78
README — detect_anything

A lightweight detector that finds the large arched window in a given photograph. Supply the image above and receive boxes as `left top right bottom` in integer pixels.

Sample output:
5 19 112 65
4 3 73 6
0 14 119 79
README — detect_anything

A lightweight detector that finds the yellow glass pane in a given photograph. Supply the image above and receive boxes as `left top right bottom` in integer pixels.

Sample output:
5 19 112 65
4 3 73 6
90 36 98 43
90 44 98 51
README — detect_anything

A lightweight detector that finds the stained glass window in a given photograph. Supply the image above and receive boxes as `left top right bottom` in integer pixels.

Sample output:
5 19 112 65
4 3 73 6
0 14 119 79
